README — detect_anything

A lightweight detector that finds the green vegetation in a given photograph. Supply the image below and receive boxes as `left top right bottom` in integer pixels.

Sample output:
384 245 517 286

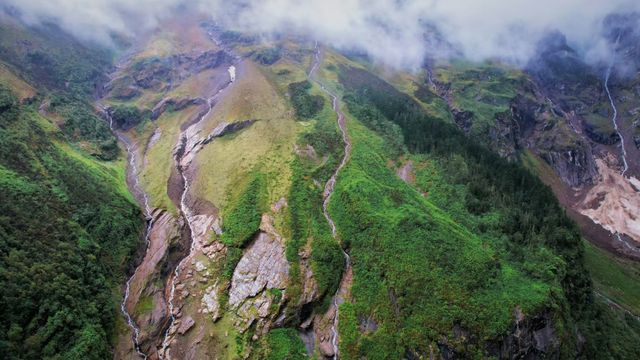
221 172 265 248
434 61 526 138
220 172 267 282
338 302 359 359
254 47 282 66
0 19 118 160
0 20 147 359
329 117 558 357
109 105 150 131
334 65 640 358
0 87 142 359
584 241 640 315
220 31 258 45
288 80 325 119
251 328 306 360
286 159 344 307
284 86 345 313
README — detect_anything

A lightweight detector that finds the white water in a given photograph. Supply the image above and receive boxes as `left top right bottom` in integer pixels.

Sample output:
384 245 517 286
159 65 236 360
604 35 629 177
308 41 352 360
603 35 636 253
102 106 153 359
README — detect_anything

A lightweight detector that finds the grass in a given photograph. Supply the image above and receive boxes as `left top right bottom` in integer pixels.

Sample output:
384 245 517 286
584 112 616 138
192 62 299 210
327 113 557 358
251 328 306 360
584 241 640 315
0 62 36 100
137 109 197 214
433 60 525 135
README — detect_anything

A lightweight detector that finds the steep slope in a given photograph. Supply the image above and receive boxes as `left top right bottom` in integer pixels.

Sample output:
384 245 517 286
2 10 638 360
0 19 143 360
333 61 640 358
389 29 640 265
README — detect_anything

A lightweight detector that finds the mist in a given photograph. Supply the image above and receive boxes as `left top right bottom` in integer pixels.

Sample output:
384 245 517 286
4 0 640 69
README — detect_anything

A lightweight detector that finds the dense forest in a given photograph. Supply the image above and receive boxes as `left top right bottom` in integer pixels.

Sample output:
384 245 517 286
334 64 640 358
0 20 143 359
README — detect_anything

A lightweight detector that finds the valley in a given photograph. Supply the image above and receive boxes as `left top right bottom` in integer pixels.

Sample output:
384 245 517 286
1 6 640 360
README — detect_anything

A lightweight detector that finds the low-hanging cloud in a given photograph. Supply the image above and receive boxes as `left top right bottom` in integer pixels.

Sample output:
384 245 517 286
4 0 640 69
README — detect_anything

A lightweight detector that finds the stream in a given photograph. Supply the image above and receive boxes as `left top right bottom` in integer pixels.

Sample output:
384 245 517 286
308 41 353 360
159 64 237 360
604 41 629 178
102 106 154 360
604 35 636 251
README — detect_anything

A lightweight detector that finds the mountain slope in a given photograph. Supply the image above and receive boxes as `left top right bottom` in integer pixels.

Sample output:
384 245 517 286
1 11 639 360
0 20 143 360
101 20 640 359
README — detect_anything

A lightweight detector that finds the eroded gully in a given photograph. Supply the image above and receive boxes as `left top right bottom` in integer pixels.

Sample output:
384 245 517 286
603 35 637 252
308 41 353 360
159 63 237 360
604 36 629 178
102 107 154 360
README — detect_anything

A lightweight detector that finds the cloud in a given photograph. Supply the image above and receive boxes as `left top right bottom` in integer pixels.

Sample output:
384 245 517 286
2 0 183 44
4 0 640 69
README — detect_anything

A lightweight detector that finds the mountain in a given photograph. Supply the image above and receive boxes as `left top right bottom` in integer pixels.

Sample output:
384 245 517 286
0 9 639 360
0 14 143 359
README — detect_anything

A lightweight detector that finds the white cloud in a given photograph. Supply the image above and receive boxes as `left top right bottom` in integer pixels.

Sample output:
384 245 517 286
4 0 640 68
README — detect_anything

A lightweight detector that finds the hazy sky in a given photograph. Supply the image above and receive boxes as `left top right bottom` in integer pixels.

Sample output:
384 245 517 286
4 0 640 68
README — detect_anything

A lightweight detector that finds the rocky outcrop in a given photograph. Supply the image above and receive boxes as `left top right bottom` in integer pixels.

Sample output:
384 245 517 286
412 308 560 359
584 121 620 145
108 50 233 101
177 316 195 335
178 120 256 168
452 109 474 134
117 209 181 356
151 97 206 120
484 308 560 359
298 246 319 307
228 215 288 333
540 145 598 187
204 120 255 143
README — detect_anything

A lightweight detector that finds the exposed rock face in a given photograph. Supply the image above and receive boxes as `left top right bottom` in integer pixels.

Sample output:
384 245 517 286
396 160 415 184
177 119 256 168
117 209 181 356
177 316 195 335
504 87 598 187
584 122 620 145
228 215 288 334
228 215 288 308
202 281 222 321
107 50 233 101
294 144 318 160
151 97 206 120
580 157 640 252
298 246 319 306
452 109 474 134
484 308 560 359
540 145 598 187
425 308 560 360
202 119 256 144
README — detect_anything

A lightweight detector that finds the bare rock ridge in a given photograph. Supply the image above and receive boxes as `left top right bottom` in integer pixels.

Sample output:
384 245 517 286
151 97 206 120
229 215 288 308
229 214 289 334
107 50 234 100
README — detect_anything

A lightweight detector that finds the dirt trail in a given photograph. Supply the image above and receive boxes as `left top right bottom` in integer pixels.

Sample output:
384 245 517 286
308 41 352 360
